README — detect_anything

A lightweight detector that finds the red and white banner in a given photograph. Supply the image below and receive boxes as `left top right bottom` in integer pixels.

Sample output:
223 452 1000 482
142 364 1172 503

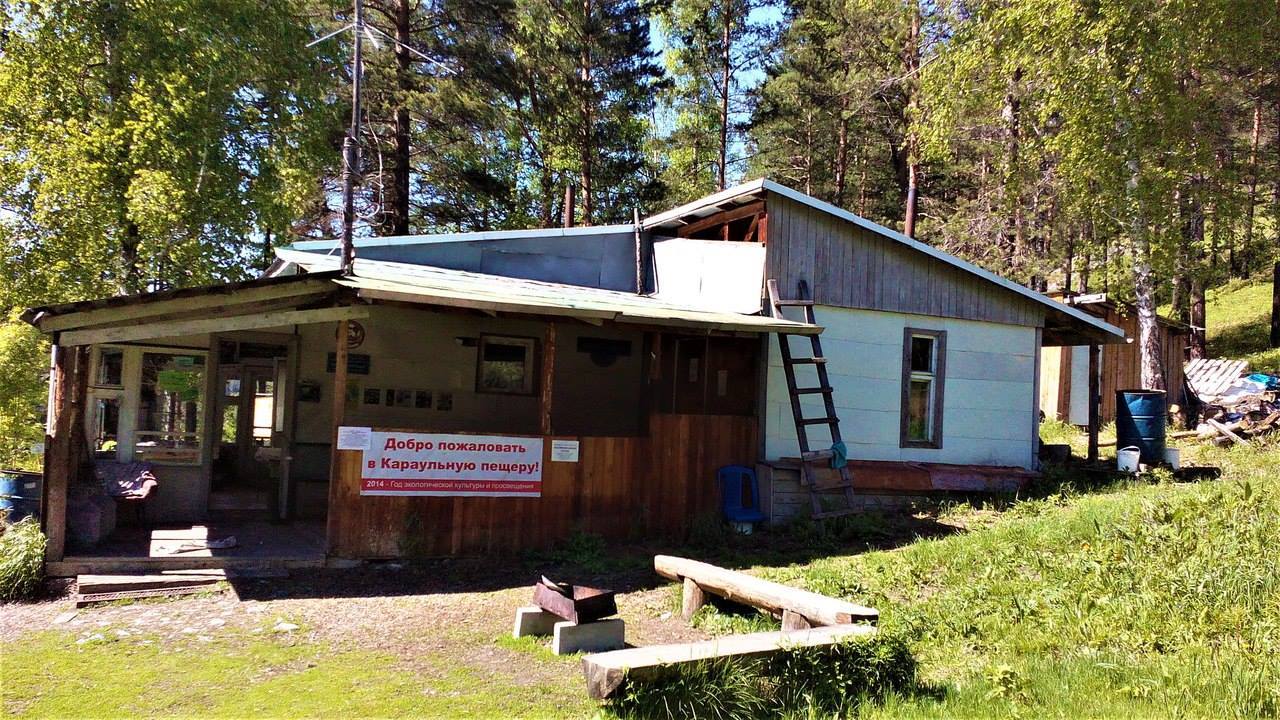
357 431 543 497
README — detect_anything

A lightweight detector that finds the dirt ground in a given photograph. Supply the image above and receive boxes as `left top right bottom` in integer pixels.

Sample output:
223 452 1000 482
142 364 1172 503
1 555 714 701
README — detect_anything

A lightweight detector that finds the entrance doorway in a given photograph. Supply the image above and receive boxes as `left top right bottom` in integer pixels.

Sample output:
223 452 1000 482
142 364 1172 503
212 341 290 517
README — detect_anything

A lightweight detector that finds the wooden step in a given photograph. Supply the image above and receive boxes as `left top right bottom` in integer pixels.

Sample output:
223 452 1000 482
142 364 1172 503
787 357 827 365
801 449 834 462
798 416 838 426
794 386 833 395
773 298 815 307
76 570 227 595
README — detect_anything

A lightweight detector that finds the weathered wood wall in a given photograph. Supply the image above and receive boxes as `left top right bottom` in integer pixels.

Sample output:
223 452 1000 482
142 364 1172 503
327 413 758 558
1040 307 1187 424
764 193 1043 327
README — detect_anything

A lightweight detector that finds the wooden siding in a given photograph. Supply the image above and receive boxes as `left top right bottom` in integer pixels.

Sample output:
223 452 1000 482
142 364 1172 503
765 193 1043 327
1040 306 1188 424
328 413 758 558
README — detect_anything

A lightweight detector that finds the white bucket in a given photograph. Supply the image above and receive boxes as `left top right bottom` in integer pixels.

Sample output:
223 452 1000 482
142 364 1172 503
1163 446 1181 470
1117 446 1141 473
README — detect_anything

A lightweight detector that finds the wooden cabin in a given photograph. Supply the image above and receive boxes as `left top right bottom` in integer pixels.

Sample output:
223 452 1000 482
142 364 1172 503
1039 293 1189 425
25 179 1124 573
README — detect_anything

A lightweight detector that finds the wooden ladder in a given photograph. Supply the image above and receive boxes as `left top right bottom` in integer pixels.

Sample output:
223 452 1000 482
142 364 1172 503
767 279 857 519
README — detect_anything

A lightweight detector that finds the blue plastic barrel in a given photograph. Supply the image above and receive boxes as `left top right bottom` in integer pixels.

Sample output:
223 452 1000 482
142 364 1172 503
1115 390 1167 465
0 470 42 523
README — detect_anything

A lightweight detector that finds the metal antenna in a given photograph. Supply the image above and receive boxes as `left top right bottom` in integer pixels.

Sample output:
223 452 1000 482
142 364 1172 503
307 2 457 274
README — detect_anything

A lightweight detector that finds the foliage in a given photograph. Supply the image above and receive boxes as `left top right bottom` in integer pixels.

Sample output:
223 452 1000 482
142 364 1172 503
0 0 338 300
0 517 46 603
608 633 916 719
689 602 778 635
0 313 47 470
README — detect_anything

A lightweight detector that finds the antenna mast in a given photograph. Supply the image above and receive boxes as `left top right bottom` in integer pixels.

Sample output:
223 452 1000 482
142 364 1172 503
339 0 364 275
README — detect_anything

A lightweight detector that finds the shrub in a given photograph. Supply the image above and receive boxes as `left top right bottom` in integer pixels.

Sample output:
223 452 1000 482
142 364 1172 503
0 516 46 602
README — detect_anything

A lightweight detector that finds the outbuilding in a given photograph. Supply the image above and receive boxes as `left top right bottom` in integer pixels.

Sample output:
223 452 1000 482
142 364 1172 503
24 179 1124 573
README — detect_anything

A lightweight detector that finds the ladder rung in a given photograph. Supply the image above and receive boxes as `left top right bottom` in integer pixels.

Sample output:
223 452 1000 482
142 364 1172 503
798 416 838 426
788 357 827 365
794 386 833 395
774 299 814 307
801 449 833 462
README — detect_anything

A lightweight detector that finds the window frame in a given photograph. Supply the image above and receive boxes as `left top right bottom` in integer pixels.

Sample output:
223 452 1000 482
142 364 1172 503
900 328 946 449
87 345 208 465
474 334 539 396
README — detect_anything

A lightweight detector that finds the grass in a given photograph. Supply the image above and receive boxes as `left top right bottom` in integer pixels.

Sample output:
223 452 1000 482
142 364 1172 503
3 630 593 718
1204 277 1278 372
759 437 1280 718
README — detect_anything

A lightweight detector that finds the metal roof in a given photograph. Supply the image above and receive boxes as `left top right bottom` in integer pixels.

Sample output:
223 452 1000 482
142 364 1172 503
644 178 1126 344
277 250 821 335
284 224 635 253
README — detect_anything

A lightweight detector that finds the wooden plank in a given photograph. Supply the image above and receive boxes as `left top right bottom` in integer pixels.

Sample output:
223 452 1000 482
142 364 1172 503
541 322 557 435
76 571 226 595
681 577 706 620
37 277 338 332
326 320 351 555
61 305 370 346
674 201 766 237
582 624 877 699
1088 343 1101 462
654 555 878 626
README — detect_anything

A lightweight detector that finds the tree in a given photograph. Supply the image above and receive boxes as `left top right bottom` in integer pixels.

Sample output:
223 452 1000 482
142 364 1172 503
655 0 774 202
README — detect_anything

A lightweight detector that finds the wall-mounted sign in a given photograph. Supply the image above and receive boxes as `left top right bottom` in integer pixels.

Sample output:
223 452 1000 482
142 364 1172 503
550 439 580 463
336 426 372 450
358 431 543 497
326 352 371 375
337 320 366 349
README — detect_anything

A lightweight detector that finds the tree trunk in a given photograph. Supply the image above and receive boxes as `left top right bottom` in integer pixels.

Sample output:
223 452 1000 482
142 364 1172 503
382 0 413 237
1241 94 1262 270
1128 158 1164 391
901 1 921 238
1190 277 1207 359
834 98 849 205
578 0 594 225
717 0 731 192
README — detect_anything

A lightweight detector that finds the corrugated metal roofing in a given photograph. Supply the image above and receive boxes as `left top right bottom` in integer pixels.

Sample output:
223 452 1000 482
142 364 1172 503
276 250 821 335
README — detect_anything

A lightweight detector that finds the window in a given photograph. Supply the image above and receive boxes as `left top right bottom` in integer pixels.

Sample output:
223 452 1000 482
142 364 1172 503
135 352 205 463
95 348 124 387
900 329 945 448
476 335 537 395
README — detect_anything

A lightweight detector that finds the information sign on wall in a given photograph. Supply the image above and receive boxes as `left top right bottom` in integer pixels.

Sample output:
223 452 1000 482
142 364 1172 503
352 429 543 497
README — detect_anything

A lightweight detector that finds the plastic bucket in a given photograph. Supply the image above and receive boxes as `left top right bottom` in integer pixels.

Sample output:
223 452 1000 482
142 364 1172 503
1117 446 1141 473
1163 447 1181 470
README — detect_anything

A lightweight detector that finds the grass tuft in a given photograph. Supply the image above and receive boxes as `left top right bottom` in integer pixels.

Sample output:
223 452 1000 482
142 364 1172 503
0 516 45 603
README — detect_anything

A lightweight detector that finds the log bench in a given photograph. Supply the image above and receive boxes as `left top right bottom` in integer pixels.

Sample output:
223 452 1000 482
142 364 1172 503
654 555 879 628
582 624 878 699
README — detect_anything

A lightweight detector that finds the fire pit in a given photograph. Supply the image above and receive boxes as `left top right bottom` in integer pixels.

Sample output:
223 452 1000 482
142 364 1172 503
512 576 625 655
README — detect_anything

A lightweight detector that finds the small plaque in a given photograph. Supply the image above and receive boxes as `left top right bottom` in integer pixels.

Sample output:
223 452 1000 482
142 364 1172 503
550 439 580 463
336 426 372 450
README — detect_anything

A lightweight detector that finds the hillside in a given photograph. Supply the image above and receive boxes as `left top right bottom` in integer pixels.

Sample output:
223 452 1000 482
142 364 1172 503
1205 278 1279 373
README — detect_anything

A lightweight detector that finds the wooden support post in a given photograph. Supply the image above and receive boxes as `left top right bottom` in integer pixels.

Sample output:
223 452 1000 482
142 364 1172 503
781 609 813 631
540 322 556 436
42 345 88 563
681 577 706 620
1087 343 1101 463
325 320 351 555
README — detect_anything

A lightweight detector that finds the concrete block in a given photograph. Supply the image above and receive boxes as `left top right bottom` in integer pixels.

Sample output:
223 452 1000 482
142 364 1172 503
513 606 560 638
552 618 625 655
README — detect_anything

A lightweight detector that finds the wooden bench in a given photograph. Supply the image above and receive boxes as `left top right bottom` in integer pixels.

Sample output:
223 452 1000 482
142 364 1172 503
582 623 877 699
654 555 878 629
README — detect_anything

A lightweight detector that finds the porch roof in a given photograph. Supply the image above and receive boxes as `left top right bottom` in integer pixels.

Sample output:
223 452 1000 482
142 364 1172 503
281 251 822 336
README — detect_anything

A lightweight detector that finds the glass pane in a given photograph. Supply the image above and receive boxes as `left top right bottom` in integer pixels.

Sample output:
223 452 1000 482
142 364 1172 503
97 349 124 386
908 378 932 442
136 353 204 461
94 397 120 452
910 336 935 374
480 340 530 392
221 405 238 444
